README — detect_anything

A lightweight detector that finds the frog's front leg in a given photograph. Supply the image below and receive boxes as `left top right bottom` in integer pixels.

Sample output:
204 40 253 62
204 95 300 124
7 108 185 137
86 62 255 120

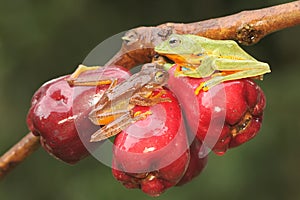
67 64 115 86
194 59 270 94
175 56 216 78
130 88 171 106
90 110 152 142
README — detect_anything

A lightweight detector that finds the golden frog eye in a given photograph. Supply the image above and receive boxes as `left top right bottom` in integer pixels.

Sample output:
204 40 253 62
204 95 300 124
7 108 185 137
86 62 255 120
168 36 181 48
154 71 167 84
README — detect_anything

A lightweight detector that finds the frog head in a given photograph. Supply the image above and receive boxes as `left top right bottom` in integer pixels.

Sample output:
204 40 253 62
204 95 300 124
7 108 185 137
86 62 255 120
141 63 169 88
155 34 205 65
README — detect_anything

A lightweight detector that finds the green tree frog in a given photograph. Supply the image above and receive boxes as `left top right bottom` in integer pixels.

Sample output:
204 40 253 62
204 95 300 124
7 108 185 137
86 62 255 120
155 34 271 94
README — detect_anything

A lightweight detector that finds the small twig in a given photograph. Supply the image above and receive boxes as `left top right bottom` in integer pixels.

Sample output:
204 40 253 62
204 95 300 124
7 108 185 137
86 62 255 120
0 132 40 180
107 0 300 69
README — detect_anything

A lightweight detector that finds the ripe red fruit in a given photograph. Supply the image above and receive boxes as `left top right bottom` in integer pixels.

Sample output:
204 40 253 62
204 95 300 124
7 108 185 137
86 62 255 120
176 138 208 186
112 89 190 197
26 66 130 164
167 66 266 155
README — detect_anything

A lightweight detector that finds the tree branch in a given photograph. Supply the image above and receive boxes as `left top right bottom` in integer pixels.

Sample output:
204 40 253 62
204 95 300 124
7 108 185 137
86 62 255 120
107 0 300 69
0 132 40 180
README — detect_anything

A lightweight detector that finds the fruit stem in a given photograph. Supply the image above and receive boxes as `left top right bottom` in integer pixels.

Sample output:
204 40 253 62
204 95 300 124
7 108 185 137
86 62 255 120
0 132 40 180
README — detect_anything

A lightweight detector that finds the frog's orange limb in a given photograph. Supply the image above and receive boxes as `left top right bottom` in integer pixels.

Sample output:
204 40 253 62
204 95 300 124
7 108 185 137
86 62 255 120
90 110 152 142
133 110 152 118
149 89 167 99
194 71 237 95
70 65 100 79
130 88 170 106
90 112 133 142
67 65 114 86
174 64 184 76
91 101 132 125
96 115 117 125
174 64 199 77
194 82 209 95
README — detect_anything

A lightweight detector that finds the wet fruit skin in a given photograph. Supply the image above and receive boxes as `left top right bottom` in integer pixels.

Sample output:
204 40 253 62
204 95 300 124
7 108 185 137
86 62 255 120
176 138 208 186
25 63 267 195
26 66 131 164
167 66 266 155
112 89 190 197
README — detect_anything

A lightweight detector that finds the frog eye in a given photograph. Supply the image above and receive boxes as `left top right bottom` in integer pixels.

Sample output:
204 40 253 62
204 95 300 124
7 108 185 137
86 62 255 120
154 71 167 84
168 36 181 48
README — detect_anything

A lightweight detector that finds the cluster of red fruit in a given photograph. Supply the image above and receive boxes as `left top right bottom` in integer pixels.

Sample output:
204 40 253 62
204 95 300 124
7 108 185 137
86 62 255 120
26 65 266 197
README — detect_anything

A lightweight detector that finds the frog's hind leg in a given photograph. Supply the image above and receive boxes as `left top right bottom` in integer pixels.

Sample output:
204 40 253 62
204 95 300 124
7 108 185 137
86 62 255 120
195 68 269 95
89 104 133 125
194 59 270 94
90 110 151 142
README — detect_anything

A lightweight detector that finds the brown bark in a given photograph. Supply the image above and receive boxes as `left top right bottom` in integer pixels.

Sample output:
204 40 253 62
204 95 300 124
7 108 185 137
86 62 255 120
106 1 300 69
0 132 40 179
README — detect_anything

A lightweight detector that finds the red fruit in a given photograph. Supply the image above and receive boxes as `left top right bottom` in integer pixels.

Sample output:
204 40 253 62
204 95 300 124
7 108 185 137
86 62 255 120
26 66 130 164
112 89 190 197
167 66 266 155
176 138 208 186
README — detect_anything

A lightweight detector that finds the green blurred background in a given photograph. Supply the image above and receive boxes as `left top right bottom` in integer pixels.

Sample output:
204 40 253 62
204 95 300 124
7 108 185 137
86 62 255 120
0 0 299 199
